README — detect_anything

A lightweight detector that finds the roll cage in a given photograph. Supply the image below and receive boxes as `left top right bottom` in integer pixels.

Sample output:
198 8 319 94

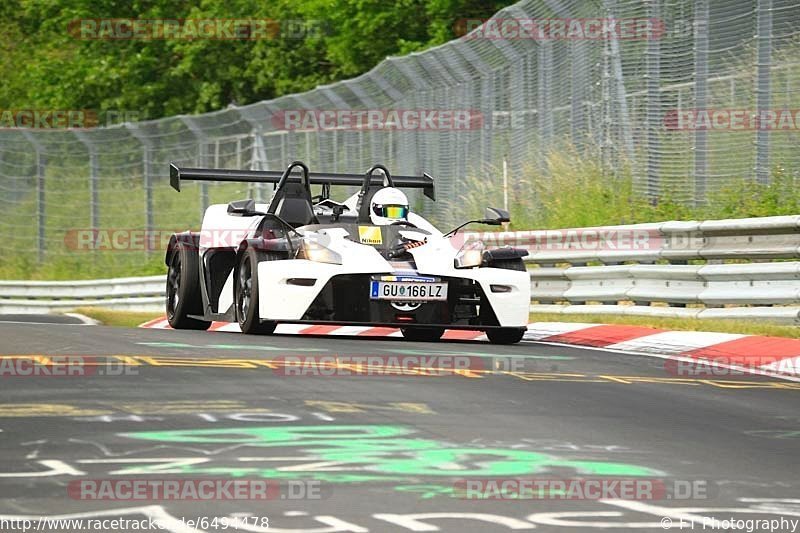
169 160 435 226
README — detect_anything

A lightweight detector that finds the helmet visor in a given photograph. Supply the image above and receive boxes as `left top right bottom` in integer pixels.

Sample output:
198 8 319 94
373 204 408 219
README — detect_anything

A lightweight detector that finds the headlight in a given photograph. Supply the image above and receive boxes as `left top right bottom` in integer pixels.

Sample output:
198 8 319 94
454 240 485 269
296 238 342 265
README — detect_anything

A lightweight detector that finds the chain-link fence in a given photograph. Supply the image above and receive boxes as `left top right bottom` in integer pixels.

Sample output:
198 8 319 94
1 0 799 277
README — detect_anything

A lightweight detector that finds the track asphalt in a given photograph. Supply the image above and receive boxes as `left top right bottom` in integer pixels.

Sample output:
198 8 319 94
0 317 798 532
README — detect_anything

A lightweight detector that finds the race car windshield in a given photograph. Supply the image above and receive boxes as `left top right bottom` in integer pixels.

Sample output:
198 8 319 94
373 204 408 219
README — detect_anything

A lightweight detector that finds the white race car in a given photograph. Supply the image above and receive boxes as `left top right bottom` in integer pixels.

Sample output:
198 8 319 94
165 161 530 344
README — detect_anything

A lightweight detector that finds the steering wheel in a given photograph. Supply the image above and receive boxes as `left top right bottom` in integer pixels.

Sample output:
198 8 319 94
390 220 418 228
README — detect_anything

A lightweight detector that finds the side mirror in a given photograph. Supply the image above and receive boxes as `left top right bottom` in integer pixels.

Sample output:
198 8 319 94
481 207 510 225
443 207 511 237
227 199 258 216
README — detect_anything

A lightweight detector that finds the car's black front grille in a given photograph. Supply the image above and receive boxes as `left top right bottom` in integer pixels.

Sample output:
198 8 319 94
302 274 499 326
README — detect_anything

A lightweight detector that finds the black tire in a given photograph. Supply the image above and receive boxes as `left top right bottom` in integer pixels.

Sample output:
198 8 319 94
484 258 526 344
166 243 212 330
235 247 278 335
486 327 526 345
489 258 526 271
400 327 445 342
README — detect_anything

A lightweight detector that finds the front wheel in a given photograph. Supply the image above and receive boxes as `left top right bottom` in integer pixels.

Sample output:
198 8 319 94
488 257 526 271
235 248 278 335
486 327 526 345
400 327 444 342
484 258 527 344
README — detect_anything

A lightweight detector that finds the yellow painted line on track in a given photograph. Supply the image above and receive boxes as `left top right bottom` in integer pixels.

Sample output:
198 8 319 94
0 404 111 417
1 355 798 389
305 400 436 414
0 401 435 418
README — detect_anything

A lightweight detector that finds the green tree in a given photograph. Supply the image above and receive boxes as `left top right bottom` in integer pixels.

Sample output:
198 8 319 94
0 0 515 120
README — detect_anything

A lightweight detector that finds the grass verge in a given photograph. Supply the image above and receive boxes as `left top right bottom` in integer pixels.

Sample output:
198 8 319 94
459 146 800 231
73 307 162 328
529 312 800 339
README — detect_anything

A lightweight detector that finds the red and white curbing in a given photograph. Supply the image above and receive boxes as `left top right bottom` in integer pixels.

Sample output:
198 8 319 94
524 322 800 379
139 317 489 341
139 318 800 378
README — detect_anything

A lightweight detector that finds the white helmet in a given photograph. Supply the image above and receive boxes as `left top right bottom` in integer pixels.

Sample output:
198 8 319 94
369 187 409 225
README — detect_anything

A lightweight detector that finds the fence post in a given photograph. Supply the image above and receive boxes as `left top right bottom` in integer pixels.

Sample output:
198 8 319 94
645 0 661 200
127 125 154 244
235 107 270 202
249 130 268 202
755 0 773 184
486 25 524 182
385 56 431 214
235 136 242 170
74 131 99 231
537 41 553 163
453 44 493 169
22 131 46 262
570 40 587 150
604 0 634 164
293 94 317 168
694 0 709 204
438 45 478 179
344 80 382 164
180 116 209 218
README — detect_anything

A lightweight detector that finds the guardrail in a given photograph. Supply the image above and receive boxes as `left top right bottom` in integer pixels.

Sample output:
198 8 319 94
1 215 798 323
465 214 800 264
467 214 800 324
529 263 800 324
0 276 164 313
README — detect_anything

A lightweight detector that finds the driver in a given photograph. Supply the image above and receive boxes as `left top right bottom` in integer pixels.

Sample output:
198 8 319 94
369 187 410 226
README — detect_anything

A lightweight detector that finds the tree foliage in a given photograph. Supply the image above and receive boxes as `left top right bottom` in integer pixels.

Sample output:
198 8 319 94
0 0 514 121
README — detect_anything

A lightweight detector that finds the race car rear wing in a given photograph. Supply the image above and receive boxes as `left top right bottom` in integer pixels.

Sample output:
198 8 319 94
169 161 436 200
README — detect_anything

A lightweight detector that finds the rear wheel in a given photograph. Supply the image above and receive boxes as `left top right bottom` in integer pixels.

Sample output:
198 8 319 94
235 247 278 335
166 243 211 330
400 327 445 342
486 328 526 345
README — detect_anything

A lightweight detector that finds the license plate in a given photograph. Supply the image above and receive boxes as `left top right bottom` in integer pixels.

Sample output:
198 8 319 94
370 281 448 301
